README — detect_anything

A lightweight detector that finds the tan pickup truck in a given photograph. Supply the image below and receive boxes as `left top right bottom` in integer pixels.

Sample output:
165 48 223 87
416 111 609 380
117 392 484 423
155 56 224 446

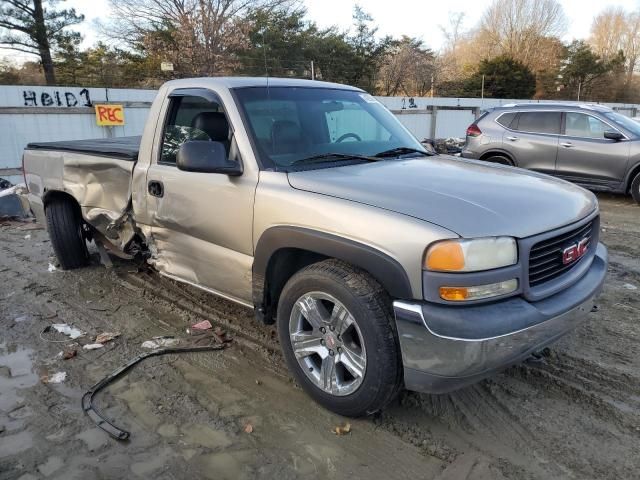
23 77 608 416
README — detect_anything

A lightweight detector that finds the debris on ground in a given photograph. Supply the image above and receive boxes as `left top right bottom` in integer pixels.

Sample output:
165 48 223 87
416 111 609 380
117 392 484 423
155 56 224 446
141 336 180 349
95 332 120 344
48 263 57 272
95 241 114 268
24 234 31 240
0 183 29 217
41 372 67 384
244 423 254 434
63 349 77 360
192 320 212 330
332 422 351 436
623 283 638 290
51 323 84 339
83 343 104 350
213 326 232 344
187 320 213 335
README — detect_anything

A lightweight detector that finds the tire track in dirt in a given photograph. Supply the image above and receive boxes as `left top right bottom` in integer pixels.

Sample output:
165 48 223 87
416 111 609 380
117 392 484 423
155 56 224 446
116 270 282 356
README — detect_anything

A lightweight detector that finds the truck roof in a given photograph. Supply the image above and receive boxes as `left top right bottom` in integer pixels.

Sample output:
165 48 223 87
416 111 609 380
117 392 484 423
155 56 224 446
164 76 363 91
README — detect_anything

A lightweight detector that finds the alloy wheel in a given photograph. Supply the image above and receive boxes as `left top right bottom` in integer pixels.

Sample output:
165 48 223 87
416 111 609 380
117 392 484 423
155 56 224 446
288 291 367 396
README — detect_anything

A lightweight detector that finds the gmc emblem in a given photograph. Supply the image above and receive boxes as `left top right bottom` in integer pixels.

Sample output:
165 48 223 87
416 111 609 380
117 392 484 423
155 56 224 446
562 238 589 265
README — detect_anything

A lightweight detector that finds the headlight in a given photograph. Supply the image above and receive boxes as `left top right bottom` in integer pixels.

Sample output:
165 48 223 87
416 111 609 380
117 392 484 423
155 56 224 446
425 237 517 272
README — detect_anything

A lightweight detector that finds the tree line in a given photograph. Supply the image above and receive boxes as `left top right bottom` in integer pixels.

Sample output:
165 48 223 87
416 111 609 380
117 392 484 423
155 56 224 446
0 0 639 102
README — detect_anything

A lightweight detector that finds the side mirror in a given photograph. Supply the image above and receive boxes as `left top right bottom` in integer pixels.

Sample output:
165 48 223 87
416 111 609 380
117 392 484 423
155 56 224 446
177 140 243 175
604 131 624 141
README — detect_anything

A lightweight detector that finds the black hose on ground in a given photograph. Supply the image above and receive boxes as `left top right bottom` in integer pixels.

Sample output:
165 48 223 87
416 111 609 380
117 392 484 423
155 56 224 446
81 344 226 440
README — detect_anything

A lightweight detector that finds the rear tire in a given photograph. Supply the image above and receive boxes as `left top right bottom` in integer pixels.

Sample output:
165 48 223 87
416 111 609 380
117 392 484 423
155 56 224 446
277 259 402 417
45 198 89 269
630 172 640 204
484 154 514 166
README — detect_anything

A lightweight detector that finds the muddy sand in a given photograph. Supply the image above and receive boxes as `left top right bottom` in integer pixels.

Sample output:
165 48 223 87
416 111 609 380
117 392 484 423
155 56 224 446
1 192 639 479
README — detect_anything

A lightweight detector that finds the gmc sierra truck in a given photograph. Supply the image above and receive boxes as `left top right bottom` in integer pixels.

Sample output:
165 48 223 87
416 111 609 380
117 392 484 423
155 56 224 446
22 78 608 416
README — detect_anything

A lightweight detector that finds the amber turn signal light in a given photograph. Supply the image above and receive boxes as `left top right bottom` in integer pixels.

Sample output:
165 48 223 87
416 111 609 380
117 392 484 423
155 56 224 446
425 241 465 271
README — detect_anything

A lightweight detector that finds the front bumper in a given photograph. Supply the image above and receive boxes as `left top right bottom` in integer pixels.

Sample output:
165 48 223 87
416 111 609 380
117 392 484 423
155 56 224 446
394 243 608 394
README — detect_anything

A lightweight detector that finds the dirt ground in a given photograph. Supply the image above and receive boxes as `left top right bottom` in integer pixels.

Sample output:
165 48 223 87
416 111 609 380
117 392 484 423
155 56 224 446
1 192 639 480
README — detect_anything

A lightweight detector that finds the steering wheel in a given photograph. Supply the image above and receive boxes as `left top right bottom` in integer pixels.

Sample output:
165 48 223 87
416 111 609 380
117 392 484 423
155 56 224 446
336 133 362 142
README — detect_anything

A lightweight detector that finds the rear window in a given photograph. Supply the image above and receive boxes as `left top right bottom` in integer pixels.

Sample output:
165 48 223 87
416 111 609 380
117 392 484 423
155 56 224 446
496 112 517 128
514 112 561 134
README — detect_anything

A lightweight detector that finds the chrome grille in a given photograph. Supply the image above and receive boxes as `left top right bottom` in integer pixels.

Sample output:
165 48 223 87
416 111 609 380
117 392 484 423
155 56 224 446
528 220 594 287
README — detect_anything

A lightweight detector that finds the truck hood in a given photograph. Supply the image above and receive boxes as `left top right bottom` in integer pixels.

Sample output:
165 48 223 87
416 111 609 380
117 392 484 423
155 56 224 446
287 156 597 238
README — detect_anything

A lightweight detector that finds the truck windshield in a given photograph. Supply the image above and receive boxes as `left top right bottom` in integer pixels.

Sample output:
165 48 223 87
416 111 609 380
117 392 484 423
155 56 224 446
233 86 427 169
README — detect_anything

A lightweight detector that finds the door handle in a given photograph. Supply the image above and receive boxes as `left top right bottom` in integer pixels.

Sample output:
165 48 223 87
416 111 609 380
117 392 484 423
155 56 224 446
560 142 574 148
506 136 518 141
148 180 164 198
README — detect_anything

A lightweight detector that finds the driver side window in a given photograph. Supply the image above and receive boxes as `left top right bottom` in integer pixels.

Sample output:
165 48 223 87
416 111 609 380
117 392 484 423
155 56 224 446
324 101 391 143
565 112 610 139
160 95 231 165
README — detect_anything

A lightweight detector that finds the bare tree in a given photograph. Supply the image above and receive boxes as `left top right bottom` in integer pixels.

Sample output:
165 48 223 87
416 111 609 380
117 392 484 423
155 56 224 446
590 7 640 86
0 0 84 84
377 37 436 97
478 0 567 70
440 12 465 56
590 7 627 59
437 12 466 81
107 0 292 76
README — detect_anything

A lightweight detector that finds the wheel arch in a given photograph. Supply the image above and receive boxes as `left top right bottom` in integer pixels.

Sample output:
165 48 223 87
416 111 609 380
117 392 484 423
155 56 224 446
43 189 82 214
253 226 413 324
625 161 640 192
479 150 516 166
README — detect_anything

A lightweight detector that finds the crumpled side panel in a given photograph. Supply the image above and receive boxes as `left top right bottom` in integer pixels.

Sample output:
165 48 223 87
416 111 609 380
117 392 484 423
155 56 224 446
23 149 137 251
62 154 136 250
146 225 254 306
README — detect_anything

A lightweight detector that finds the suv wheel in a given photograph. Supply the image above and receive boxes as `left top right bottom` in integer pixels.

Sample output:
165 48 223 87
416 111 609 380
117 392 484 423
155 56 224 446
631 172 640 204
277 259 402 417
484 154 514 166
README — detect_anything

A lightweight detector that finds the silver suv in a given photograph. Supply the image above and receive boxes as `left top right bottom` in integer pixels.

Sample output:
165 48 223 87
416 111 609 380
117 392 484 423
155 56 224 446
462 103 640 203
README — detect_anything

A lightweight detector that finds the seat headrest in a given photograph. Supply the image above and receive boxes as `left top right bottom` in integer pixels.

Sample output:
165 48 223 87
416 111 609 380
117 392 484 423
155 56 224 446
191 112 229 142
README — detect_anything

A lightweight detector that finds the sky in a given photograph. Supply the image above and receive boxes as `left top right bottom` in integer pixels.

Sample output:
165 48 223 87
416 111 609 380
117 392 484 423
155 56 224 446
7 0 640 62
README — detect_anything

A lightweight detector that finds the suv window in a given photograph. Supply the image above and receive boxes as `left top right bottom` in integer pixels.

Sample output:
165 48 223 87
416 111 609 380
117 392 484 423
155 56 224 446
513 112 561 134
496 112 517 128
565 112 609 139
160 95 229 164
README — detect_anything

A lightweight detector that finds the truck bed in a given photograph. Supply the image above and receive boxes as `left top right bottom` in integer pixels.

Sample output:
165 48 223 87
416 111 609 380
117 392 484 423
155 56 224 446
26 136 141 161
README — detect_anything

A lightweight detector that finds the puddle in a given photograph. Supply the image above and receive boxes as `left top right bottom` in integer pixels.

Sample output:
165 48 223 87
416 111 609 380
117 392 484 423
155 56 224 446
0 345 38 412
37 455 64 476
180 423 233 449
75 428 110 451
0 430 34 458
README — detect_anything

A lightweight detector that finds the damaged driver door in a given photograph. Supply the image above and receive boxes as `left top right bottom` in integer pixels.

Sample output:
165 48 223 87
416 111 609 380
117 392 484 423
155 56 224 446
144 88 257 306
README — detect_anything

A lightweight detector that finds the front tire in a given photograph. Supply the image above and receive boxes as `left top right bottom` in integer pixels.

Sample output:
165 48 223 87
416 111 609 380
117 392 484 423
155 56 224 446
277 259 402 417
630 172 640 204
45 198 89 269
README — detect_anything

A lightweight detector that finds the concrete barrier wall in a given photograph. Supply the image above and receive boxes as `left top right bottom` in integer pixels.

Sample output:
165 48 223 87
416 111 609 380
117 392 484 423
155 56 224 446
0 85 156 183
